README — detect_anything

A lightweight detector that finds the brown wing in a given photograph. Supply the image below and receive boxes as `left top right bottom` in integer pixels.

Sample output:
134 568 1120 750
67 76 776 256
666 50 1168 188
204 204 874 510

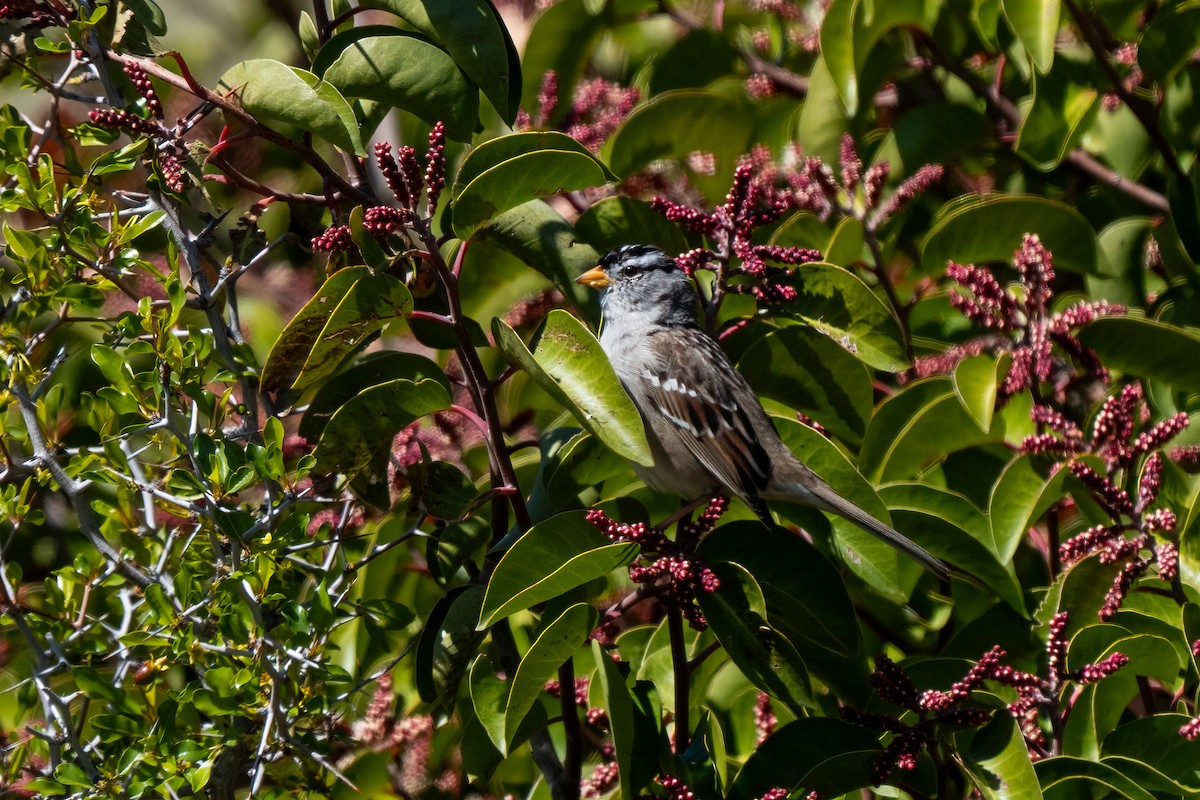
635 328 773 506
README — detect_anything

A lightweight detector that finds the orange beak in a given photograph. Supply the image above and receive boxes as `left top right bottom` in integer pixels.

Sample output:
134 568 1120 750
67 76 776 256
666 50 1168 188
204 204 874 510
576 265 611 288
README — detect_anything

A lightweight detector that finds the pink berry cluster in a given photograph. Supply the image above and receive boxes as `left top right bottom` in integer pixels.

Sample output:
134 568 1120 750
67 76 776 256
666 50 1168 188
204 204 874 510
517 71 640 153
585 497 728 630
924 233 1125 399
651 161 823 305
311 122 447 254
0 0 62 26
1025 382 1189 619
1181 639 1200 740
87 61 187 192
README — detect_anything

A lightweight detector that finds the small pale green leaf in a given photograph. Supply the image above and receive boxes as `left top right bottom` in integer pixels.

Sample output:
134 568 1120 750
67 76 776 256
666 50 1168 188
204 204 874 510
922 194 1098 274
322 31 479 140
218 60 364 155
493 310 651 465
504 603 596 747
452 149 613 238
312 378 450 474
1001 0 1061 73
952 354 1002 431
479 511 640 628
1077 316 1200 394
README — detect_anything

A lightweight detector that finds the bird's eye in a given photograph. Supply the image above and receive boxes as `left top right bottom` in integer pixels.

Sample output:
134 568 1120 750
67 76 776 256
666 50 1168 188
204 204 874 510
620 265 638 278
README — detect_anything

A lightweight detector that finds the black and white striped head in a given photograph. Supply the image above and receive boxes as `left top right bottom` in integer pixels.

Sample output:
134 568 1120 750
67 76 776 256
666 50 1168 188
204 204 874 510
576 245 697 327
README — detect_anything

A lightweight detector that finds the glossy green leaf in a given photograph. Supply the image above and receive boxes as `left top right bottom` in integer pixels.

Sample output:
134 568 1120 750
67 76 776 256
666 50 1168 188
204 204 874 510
989 453 1069 562
738 323 873 446
322 31 479 140
312 378 450 474
1035 757 1156 800
879 482 1025 611
860 376 1002 482
1135 3 1200 82
298 351 448 442
292 271 413 392
775 262 908 371
1015 60 1099 169
699 521 859 662
952 354 1002 431
452 147 613 238
414 585 485 708
819 0 945 114
1101 715 1200 790
469 655 509 754
604 90 755 187
592 640 636 800
1001 0 1060 73
1077 316 1200 394
493 310 652 465
729 717 880 800
773 417 905 599
698 562 815 709
361 0 520 121
470 199 599 310
958 712 1044 800
793 54 847 163
922 194 1098 274
575 195 690 256
505 603 596 748
218 59 364 155
479 511 639 628
261 267 410 396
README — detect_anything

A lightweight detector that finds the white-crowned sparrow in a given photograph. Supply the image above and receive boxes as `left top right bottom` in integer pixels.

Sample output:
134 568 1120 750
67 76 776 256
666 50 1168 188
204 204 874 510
577 244 950 579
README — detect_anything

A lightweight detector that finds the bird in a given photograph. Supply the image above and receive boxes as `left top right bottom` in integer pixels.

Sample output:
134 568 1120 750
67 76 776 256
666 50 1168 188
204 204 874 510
576 244 950 580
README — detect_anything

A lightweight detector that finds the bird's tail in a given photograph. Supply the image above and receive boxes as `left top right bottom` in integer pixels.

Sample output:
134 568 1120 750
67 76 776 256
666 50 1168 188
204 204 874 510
771 481 951 580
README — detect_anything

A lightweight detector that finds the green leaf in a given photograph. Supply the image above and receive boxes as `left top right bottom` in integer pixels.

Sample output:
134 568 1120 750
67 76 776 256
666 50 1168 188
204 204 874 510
1101 715 1200 790
452 142 613 238
737 324 873 447
989 453 1069 562
505 603 596 748
860 376 1002 482
603 90 755 189
1076 316 1200 394
469 655 509 755
479 511 640 628
414 585 485 708
1001 0 1061 73
520 0 602 121
697 562 814 709
493 310 652 465
361 0 520 121
729 717 880 800
292 271 413 393
1015 58 1099 170
1035 757 1157 800
793 54 847 163
453 131 611 198
322 31 479 140
1139 4 1200 83
592 640 636 800
262 267 408 396
53 763 93 788
819 0 945 114
312 378 450 474
218 60 364 156
698 521 861 659
958 712 1044 800
879 482 1025 611
575 195 691 256
922 194 1098 274
775 262 909 372
952 354 1003 431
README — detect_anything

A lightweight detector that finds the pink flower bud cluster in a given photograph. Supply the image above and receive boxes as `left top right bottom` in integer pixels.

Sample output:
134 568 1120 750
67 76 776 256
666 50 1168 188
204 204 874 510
754 693 776 745
586 503 726 630
518 70 639 153
939 234 1126 398
88 80 189 194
